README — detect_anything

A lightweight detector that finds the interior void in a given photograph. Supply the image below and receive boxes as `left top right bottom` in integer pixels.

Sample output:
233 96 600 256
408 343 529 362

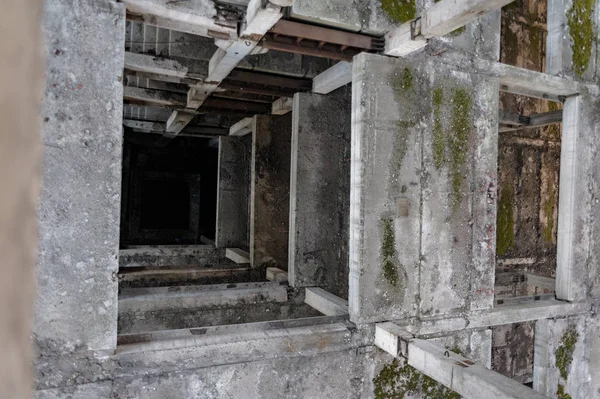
495 0 560 306
120 132 218 247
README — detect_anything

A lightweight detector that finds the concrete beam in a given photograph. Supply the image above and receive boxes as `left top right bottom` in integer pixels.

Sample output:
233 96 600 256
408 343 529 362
271 97 293 115
266 267 288 282
384 23 427 57
304 287 348 316
166 0 284 139
165 110 196 137
420 0 515 38
407 338 548 399
123 86 186 107
312 61 352 94
119 246 222 268
230 117 254 136
494 62 579 100
120 0 238 40
225 248 250 264
124 51 207 81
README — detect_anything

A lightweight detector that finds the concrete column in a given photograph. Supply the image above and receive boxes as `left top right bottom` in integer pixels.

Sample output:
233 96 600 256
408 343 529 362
289 90 351 298
35 0 125 355
557 91 600 302
534 316 589 399
215 136 251 248
349 53 497 324
250 114 292 268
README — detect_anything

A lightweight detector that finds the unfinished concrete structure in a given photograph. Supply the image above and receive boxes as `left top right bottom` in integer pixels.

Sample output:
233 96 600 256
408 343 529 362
35 0 600 398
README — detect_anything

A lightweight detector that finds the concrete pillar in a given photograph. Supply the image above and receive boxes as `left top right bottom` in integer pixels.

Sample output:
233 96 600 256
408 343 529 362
534 316 589 399
289 90 351 298
547 0 599 81
250 114 292 268
349 53 498 324
35 0 125 355
557 91 600 302
215 136 251 248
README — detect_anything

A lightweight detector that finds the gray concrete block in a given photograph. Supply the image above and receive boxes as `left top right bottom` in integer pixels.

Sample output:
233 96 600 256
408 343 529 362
349 53 498 324
35 0 125 355
215 136 251 248
289 90 351 298
250 114 292 268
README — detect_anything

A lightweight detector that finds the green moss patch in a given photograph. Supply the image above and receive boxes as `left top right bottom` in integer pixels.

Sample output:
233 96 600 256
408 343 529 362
555 326 579 381
497 184 515 256
543 194 556 243
381 218 399 287
449 89 472 210
380 0 417 24
567 0 595 76
557 384 572 399
392 68 414 93
374 358 461 399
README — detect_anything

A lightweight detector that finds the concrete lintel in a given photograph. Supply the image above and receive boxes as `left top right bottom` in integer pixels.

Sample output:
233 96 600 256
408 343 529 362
125 52 204 79
312 61 352 94
304 287 348 316
272 97 293 115
120 0 237 40
187 83 219 108
266 267 288 282
124 86 186 107
229 117 254 136
403 300 590 336
420 0 515 38
225 248 250 264
384 22 427 57
408 339 548 399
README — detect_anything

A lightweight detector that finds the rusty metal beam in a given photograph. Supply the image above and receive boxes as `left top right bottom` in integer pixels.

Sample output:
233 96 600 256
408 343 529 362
260 36 356 61
270 20 376 50
219 82 296 98
226 69 312 90
201 97 271 114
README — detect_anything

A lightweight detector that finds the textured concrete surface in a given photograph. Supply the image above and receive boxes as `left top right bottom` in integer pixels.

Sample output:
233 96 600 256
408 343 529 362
250 114 292 268
534 316 589 399
492 322 535 384
119 246 226 267
215 136 251 248
35 0 125 355
349 53 498 324
289 89 351 299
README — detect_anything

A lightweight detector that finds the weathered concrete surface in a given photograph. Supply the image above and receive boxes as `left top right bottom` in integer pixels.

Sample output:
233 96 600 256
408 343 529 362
215 136 251 248
250 114 292 268
492 322 535 384
35 382 113 399
36 0 125 355
547 0 599 81
289 89 351 298
534 316 589 399
349 53 498 324
119 246 226 267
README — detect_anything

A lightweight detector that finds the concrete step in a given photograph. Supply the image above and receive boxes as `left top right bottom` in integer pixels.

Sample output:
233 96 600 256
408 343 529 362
118 265 263 289
118 284 320 334
117 315 350 353
119 245 229 268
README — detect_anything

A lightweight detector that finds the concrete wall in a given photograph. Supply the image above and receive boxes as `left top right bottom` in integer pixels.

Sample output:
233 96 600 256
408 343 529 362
349 53 498 324
35 0 125 355
289 89 351 299
250 114 292 268
215 135 251 248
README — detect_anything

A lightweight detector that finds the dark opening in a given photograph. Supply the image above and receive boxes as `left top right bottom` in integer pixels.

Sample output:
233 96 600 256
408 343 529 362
140 179 190 230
